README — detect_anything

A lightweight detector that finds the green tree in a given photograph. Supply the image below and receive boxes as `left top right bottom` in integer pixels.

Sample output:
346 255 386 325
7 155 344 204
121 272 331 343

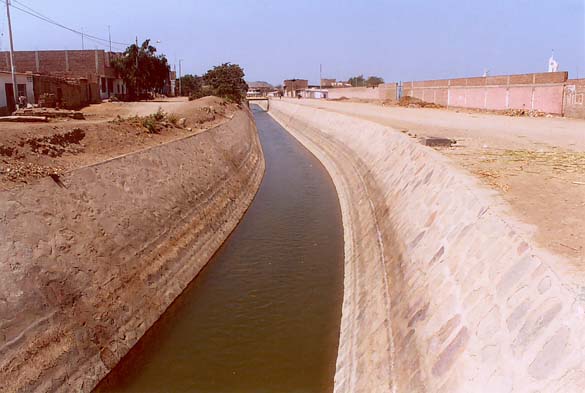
111 39 170 99
348 74 365 87
179 74 203 97
202 63 248 103
366 76 384 87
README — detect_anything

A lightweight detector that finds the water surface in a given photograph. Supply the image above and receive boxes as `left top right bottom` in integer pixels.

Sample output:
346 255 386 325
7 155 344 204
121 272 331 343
95 106 344 393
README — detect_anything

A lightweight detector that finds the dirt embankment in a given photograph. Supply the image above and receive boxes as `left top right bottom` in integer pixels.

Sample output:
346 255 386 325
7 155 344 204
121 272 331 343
0 96 235 190
0 100 265 393
269 100 585 393
284 97 585 266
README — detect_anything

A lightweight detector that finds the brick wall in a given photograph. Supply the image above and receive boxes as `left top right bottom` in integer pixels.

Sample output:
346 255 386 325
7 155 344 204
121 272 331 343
563 79 585 119
402 72 569 114
33 74 100 109
327 83 399 101
0 50 117 83
328 86 380 100
284 79 308 97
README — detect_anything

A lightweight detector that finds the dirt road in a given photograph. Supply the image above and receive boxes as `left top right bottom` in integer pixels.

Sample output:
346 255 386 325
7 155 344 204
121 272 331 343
284 98 585 268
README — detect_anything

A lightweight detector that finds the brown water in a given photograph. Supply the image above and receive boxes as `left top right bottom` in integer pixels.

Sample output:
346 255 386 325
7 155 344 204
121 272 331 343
94 106 344 393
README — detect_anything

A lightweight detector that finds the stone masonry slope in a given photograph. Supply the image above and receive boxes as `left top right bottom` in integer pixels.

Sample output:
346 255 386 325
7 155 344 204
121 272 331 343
269 100 585 393
0 108 265 393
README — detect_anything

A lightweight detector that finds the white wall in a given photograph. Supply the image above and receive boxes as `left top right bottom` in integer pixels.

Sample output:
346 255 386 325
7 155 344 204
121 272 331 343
0 73 34 110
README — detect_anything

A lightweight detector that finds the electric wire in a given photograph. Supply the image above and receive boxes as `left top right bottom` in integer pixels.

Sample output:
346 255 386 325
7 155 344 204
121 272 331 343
0 0 131 50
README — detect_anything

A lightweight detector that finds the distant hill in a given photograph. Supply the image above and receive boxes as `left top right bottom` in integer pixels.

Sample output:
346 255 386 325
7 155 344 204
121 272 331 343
247 81 274 89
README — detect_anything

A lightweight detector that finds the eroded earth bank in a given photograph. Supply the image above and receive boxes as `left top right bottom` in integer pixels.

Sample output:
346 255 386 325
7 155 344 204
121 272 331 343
0 99 265 392
269 100 585 393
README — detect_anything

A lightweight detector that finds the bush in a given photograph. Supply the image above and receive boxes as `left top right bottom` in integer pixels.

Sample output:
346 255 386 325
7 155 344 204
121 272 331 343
167 113 179 125
142 116 158 133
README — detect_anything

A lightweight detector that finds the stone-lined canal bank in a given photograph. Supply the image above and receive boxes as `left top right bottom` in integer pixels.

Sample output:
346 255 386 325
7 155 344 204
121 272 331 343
0 107 264 393
269 100 585 393
94 105 344 392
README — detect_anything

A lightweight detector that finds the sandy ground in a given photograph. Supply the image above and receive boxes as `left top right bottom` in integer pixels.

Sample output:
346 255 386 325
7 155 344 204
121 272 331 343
0 97 237 190
282 98 585 267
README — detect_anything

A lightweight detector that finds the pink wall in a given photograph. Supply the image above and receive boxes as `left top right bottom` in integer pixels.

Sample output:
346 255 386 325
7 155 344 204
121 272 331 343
403 72 568 114
533 86 564 114
485 88 507 111
508 87 533 110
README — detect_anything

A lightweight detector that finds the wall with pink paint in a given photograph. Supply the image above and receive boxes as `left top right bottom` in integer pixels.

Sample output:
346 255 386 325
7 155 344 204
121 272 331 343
485 88 507 111
533 86 565 114
402 72 568 114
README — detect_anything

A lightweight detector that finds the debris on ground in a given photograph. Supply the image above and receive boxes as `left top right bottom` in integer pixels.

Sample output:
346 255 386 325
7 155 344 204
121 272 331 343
398 96 443 108
14 108 85 120
502 109 547 117
329 96 350 101
19 128 86 157
420 137 456 147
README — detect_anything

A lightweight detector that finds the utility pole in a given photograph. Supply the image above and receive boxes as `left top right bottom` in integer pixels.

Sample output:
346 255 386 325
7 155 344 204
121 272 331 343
135 36 139 95
81 27 84 50
5 0 19 110
108 25 112 52
178 59 183 96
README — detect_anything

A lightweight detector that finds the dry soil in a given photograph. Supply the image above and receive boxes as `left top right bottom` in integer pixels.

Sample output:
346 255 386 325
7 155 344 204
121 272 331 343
284 98 585 268
0 97 237 190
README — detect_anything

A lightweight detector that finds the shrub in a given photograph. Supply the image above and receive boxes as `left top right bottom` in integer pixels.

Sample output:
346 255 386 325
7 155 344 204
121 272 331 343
167 113 179 126
142 116 158 133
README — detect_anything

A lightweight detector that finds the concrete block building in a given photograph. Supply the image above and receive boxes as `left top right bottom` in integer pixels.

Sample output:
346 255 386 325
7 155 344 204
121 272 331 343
283 79 308 97
0 70 35 115
0 49 126 100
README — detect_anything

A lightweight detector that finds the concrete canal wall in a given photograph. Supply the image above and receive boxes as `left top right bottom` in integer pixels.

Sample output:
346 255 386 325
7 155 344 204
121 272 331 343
0 109 265 393
269 100 585 393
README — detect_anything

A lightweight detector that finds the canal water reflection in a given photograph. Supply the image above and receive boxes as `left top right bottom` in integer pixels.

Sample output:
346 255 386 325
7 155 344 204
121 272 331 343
95 105 344 393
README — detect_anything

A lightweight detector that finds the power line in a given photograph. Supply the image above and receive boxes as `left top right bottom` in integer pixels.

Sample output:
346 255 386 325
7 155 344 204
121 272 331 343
14 0 130 46
1 0 131 50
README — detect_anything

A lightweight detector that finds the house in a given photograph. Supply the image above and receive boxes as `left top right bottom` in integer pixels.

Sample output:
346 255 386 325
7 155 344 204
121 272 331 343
247 81 274 97
0 49 126 100
0 70 35 115
283 79 308 97
320 78 336 88
32 74 99 110
301 88 328 99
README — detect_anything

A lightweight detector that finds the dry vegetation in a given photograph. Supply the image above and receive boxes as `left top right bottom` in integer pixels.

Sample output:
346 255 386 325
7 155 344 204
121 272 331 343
0 97 237 190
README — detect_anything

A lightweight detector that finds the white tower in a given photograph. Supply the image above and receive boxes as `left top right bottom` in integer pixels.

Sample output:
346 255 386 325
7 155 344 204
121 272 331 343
548 51 559 72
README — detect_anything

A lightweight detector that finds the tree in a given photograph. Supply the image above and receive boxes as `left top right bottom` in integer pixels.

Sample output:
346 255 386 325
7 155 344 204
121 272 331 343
111 39 170 99
348 74 365 87
179 74 203 97
366 76 384 87
347 74 384 87
202 63 248 103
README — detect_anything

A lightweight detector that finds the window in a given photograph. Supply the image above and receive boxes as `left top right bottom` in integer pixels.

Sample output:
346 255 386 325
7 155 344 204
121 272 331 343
576 94 584 105
17 84 26 98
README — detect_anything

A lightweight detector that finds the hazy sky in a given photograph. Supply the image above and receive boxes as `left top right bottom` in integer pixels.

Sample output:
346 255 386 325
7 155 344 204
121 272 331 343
1 0 583 85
